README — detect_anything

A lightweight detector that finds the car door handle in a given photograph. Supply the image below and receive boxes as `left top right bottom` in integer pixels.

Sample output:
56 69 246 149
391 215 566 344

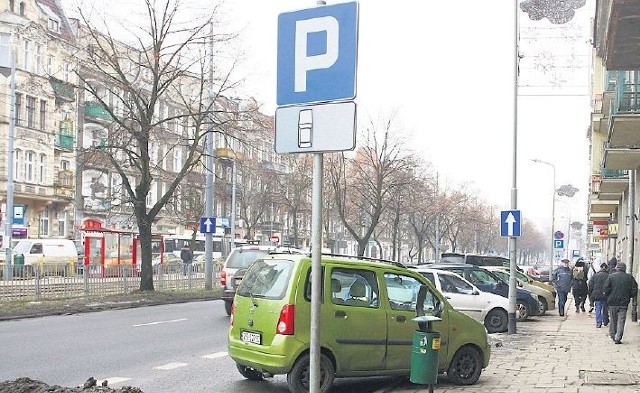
394 315 407 323
445 296 451 300
335 310 347 318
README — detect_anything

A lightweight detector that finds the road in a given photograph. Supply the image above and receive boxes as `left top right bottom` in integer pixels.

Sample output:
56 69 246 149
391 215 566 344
0 300 401 392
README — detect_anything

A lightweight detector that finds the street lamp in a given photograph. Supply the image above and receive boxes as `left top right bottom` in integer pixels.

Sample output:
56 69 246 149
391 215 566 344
531 158 556 282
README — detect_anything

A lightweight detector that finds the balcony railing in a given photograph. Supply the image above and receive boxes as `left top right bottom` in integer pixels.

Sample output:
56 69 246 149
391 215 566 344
601 168 629 178
56 134 74 150
84 101 113 121
49 77 76 101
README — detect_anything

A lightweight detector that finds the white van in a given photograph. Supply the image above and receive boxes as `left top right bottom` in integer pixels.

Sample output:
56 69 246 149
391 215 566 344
13 238 78 275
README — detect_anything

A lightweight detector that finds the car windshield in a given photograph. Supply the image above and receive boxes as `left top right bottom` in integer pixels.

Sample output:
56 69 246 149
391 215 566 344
466 269 501 286
237 258 294 299
226 249 272 269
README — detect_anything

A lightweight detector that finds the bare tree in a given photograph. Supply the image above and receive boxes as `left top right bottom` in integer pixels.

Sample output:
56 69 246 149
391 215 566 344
276 155 313 248
329 116 416 257
73 0 240 290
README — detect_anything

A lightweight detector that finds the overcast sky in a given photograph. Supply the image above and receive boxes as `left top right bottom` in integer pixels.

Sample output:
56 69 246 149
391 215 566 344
62 0 595 239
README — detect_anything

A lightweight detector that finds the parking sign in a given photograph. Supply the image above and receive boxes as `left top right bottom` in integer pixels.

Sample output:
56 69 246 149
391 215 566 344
277 2 359 106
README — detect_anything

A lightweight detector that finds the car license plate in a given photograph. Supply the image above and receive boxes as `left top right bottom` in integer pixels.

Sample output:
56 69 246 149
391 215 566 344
241 331 261 345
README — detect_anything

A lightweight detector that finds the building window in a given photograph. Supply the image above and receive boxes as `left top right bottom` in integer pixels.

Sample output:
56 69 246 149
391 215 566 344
14 92 21 125
63 62 70 82
26 96 35 128
22 39 29 71
40 209 50 237
47 55 53 75
48 18 60 33
173 148 182 171
38 153 46 183
25 150 34 182
0 33 10 67
61 159 70 171
9 0 14 12
18 1 25 16
57 211 66 237
13 148 21 181
39 100 46 130
35 44 42 73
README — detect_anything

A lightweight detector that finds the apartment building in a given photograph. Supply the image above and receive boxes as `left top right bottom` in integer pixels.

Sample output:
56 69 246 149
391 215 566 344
0 0 77 243
588 1 640 281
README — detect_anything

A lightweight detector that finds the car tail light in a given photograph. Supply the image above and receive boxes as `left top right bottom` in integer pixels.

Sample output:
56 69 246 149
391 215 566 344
230 302 235 326
276 304 295 335
220 271 227 286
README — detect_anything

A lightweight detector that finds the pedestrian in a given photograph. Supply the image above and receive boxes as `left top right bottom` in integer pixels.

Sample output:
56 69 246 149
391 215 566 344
588 262 610 328
607 256 618 271
586 257 600 313
571 259 589 313
552 259 573 316
603 262 638 344
180 245 193 276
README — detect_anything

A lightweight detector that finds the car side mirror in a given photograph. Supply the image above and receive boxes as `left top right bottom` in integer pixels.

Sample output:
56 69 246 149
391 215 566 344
517 282 523 288
472 289 480 295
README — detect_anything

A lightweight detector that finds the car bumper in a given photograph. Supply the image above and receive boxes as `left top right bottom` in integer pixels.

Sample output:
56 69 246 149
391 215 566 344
228 333 305 375
222 289 236 302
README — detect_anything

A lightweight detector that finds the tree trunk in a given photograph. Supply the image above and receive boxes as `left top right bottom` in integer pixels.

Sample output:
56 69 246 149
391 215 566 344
137 215 155 291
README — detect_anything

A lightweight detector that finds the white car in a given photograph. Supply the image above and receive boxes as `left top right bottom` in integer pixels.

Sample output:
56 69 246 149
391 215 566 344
413 267 509 333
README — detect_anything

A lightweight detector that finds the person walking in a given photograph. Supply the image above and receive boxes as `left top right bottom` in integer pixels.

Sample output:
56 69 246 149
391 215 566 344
588 262 610 328
603 262 638 344
180 245 193 276
572 259 589 313
552 259 573 316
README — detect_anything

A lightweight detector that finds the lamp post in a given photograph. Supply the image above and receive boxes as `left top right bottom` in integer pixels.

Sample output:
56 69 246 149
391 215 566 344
531 159 556 282
1 49 16 281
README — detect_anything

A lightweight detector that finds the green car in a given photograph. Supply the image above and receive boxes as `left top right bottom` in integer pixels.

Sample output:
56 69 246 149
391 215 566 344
228 254 491 392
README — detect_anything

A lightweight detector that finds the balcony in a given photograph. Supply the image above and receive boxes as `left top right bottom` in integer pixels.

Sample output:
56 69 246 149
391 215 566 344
599 168 628 197
54 170 74 199
595 0 640 70
84 101 113 122
49 77 76 102
603 72 640 169
55 134 74 150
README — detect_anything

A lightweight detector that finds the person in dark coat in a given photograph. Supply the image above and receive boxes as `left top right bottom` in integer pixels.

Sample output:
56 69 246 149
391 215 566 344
552 259 573 316
571 259 589 313
607 256 618 271
588 262 609 328
603 262 638 344
180 245 193 276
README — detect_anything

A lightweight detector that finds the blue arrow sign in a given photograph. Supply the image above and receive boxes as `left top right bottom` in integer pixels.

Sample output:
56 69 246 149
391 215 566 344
199 217 217 234
500 210 521 237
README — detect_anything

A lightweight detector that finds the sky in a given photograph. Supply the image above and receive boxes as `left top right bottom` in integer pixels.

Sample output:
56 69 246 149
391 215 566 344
62 0 595 240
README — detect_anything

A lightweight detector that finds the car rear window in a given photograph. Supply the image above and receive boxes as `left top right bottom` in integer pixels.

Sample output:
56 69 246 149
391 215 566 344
226 249 271 269
237 258 294 299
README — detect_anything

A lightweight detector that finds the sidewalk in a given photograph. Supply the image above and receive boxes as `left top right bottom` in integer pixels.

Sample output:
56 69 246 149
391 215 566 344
388 297 640 392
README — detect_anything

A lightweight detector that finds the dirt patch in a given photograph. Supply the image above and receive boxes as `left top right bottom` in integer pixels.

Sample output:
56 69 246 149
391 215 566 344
0 377 144 393
0 289 221 321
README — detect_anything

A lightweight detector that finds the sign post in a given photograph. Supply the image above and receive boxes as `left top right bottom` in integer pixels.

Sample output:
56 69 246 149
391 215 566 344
277 2 358 391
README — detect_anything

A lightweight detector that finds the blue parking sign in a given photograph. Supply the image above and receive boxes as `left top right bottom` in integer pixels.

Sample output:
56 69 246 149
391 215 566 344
277 2 358 106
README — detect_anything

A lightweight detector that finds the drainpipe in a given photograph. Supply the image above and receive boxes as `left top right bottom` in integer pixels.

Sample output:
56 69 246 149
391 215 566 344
629 170 637 322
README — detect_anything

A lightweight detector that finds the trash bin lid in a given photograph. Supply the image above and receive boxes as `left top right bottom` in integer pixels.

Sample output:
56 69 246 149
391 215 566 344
412 316 442 323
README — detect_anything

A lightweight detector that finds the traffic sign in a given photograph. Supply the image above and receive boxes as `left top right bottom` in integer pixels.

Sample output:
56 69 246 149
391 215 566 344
199 217 216 233
554 231 564 240
277 2 359 106
275 101 356 153
553 239 564 249
500 210 521 237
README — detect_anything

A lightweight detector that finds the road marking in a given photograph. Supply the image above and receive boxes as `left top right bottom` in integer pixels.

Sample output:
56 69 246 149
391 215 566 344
202 352 228 359
154 362 188 370
133 318 187 327
97 377 131 385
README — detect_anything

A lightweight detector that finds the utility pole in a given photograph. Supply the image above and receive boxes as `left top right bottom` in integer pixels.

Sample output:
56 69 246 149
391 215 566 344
2 50 16 281
204 21 216 290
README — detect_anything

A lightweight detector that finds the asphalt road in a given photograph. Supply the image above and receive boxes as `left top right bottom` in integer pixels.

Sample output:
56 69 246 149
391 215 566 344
0 299 402 392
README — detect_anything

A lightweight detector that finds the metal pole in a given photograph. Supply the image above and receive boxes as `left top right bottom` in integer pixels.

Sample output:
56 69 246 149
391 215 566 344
3 50 15 281
310 153 323 393
204 21 215 290
629 170 637 321
507 0 519 334
230 159 236 250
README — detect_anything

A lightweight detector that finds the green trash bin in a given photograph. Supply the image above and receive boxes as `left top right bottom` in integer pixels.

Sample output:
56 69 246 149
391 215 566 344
13 253 24 276
410 326 440 384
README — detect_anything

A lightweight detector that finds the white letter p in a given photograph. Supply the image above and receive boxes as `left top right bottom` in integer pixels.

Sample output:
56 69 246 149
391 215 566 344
294 16 339 93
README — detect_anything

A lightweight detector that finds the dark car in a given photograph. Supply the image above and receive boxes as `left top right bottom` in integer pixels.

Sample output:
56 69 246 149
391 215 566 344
426 264 541 321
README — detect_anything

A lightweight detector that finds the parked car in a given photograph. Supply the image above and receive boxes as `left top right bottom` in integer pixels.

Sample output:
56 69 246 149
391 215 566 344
484 266 556 314
413 267 510 333
220 245 305 315
228 253 491 392
425 264 541 321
